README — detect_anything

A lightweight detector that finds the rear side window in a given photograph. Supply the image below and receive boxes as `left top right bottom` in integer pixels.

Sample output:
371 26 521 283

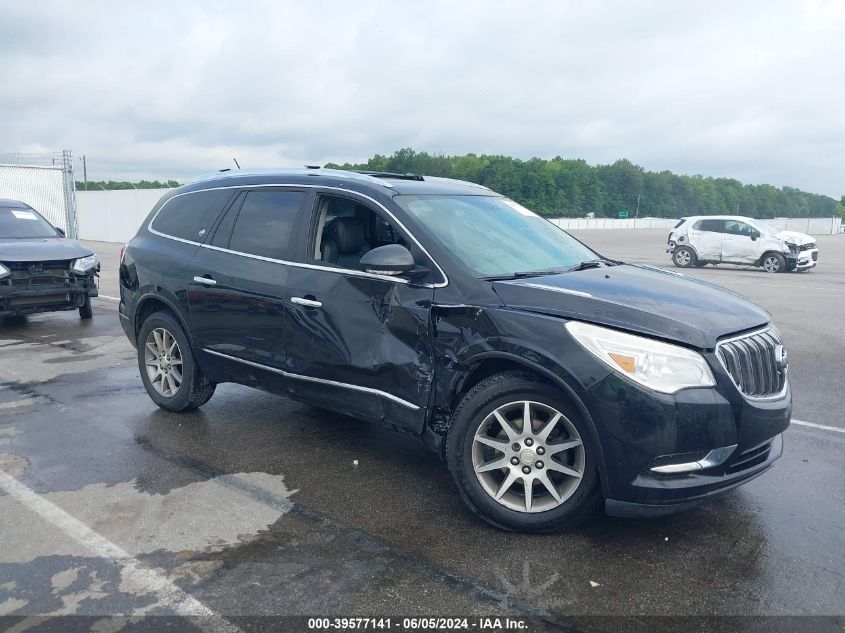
226 190 306 260
151 189 232 242
697 219 724 232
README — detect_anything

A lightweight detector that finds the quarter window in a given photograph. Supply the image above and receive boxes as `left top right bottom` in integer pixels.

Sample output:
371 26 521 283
227 190 306 260
151 189 232 242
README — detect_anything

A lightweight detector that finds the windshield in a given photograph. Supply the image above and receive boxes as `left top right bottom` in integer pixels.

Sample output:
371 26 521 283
396 195 597 278
0 206 60 239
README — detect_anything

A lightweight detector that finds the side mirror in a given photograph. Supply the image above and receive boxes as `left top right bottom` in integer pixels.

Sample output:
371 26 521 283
359 244 419 277
750 232 758 241
56 227 66 237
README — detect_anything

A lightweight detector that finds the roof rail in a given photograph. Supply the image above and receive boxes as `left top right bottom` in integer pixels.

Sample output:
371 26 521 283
353 170 424 182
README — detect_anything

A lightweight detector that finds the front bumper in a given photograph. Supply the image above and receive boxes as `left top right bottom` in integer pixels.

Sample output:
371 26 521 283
0 273 98 317
584 367 791 517
792 248 818 270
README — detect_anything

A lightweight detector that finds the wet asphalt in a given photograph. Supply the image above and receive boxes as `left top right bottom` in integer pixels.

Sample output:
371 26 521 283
0 233 842 631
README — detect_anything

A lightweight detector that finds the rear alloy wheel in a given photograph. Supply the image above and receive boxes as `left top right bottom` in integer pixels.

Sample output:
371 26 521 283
762 253 785 273
137 311 215 412
672 246 696 268
144 327 184 397
447 371 601 532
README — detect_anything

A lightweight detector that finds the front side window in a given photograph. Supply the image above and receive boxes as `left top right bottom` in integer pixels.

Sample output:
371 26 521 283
724 220 755 236
0 206 60 239
396 195 596 278
227 190 306 260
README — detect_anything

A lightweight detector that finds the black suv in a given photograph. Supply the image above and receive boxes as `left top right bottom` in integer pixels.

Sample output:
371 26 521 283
119 168 791 532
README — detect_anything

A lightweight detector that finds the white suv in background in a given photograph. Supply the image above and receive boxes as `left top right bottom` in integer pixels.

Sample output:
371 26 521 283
667 216 819 273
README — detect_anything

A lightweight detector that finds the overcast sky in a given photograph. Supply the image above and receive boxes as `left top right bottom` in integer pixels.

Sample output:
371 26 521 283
1 1 842 197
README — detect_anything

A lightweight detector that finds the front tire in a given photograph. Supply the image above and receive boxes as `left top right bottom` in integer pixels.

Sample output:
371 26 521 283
446 371 601 533
672 247 696 268
79 296 93 319
137 311 215 412
762 253 786 273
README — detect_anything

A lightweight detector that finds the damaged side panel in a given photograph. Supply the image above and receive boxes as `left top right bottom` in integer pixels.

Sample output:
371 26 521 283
284 266 434 434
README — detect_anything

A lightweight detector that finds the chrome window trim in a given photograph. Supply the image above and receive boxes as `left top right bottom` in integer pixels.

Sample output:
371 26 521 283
202 348 421 411
146 184 449 288
715 326 789 401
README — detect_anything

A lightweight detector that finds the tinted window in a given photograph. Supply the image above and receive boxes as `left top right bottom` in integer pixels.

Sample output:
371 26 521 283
697 219 724 233
228 190 306 259
151 189 232 242
211 192 245 248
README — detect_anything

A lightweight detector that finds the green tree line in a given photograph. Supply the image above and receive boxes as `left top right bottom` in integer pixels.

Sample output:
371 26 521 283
75 179 180 191
328 149 841 219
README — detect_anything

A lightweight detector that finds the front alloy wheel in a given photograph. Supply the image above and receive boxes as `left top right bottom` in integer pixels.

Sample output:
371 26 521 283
763 253 785 273
446 371 600 532
472 401 585 513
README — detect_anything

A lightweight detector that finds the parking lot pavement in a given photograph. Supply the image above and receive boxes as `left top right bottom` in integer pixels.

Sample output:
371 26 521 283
571 230 845 431
0 292 843 627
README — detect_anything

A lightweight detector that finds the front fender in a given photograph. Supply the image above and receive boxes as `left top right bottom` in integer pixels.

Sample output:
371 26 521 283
429 305 613 493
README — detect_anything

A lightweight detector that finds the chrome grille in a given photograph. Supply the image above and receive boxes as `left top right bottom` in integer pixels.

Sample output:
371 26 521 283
716 328 786 398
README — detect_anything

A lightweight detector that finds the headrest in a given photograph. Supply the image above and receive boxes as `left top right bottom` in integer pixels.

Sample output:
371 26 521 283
326 217 365 253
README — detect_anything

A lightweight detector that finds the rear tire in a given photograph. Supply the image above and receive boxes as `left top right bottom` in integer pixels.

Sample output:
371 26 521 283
672 247 696 268
137 311 215 412
446 371 601 533
79 296 93 319
762 253 786 273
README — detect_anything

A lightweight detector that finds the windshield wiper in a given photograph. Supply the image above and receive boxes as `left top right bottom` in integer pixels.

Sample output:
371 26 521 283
567 258 619 272
480 268 568 281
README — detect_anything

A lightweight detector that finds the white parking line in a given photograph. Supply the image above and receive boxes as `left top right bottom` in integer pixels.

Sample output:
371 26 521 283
0 469 242 632
791 419 845 434
0 399 35 411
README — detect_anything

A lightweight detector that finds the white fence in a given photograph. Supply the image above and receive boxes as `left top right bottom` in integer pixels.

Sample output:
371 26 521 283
74 188 844 243
76 188 168 243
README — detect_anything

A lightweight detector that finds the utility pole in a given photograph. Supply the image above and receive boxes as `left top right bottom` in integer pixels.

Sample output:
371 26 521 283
80 155 88 191
635 193 641 218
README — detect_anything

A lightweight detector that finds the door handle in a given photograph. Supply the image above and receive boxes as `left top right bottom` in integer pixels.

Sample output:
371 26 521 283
193 276 217 286
291 296 322 308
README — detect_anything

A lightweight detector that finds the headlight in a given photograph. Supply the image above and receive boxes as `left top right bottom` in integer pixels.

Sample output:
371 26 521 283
71 254 99 274
565 321 715 394
0 263 9 280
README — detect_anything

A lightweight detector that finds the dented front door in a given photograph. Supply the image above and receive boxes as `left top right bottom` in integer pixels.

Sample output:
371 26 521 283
283 267 434 433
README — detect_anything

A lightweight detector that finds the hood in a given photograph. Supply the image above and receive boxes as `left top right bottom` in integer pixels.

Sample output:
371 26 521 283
774 230 814 245
0 237 94 263
492 264 770 349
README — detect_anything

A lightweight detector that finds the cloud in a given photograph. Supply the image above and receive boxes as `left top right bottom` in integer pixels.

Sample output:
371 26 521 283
0 0 842 197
